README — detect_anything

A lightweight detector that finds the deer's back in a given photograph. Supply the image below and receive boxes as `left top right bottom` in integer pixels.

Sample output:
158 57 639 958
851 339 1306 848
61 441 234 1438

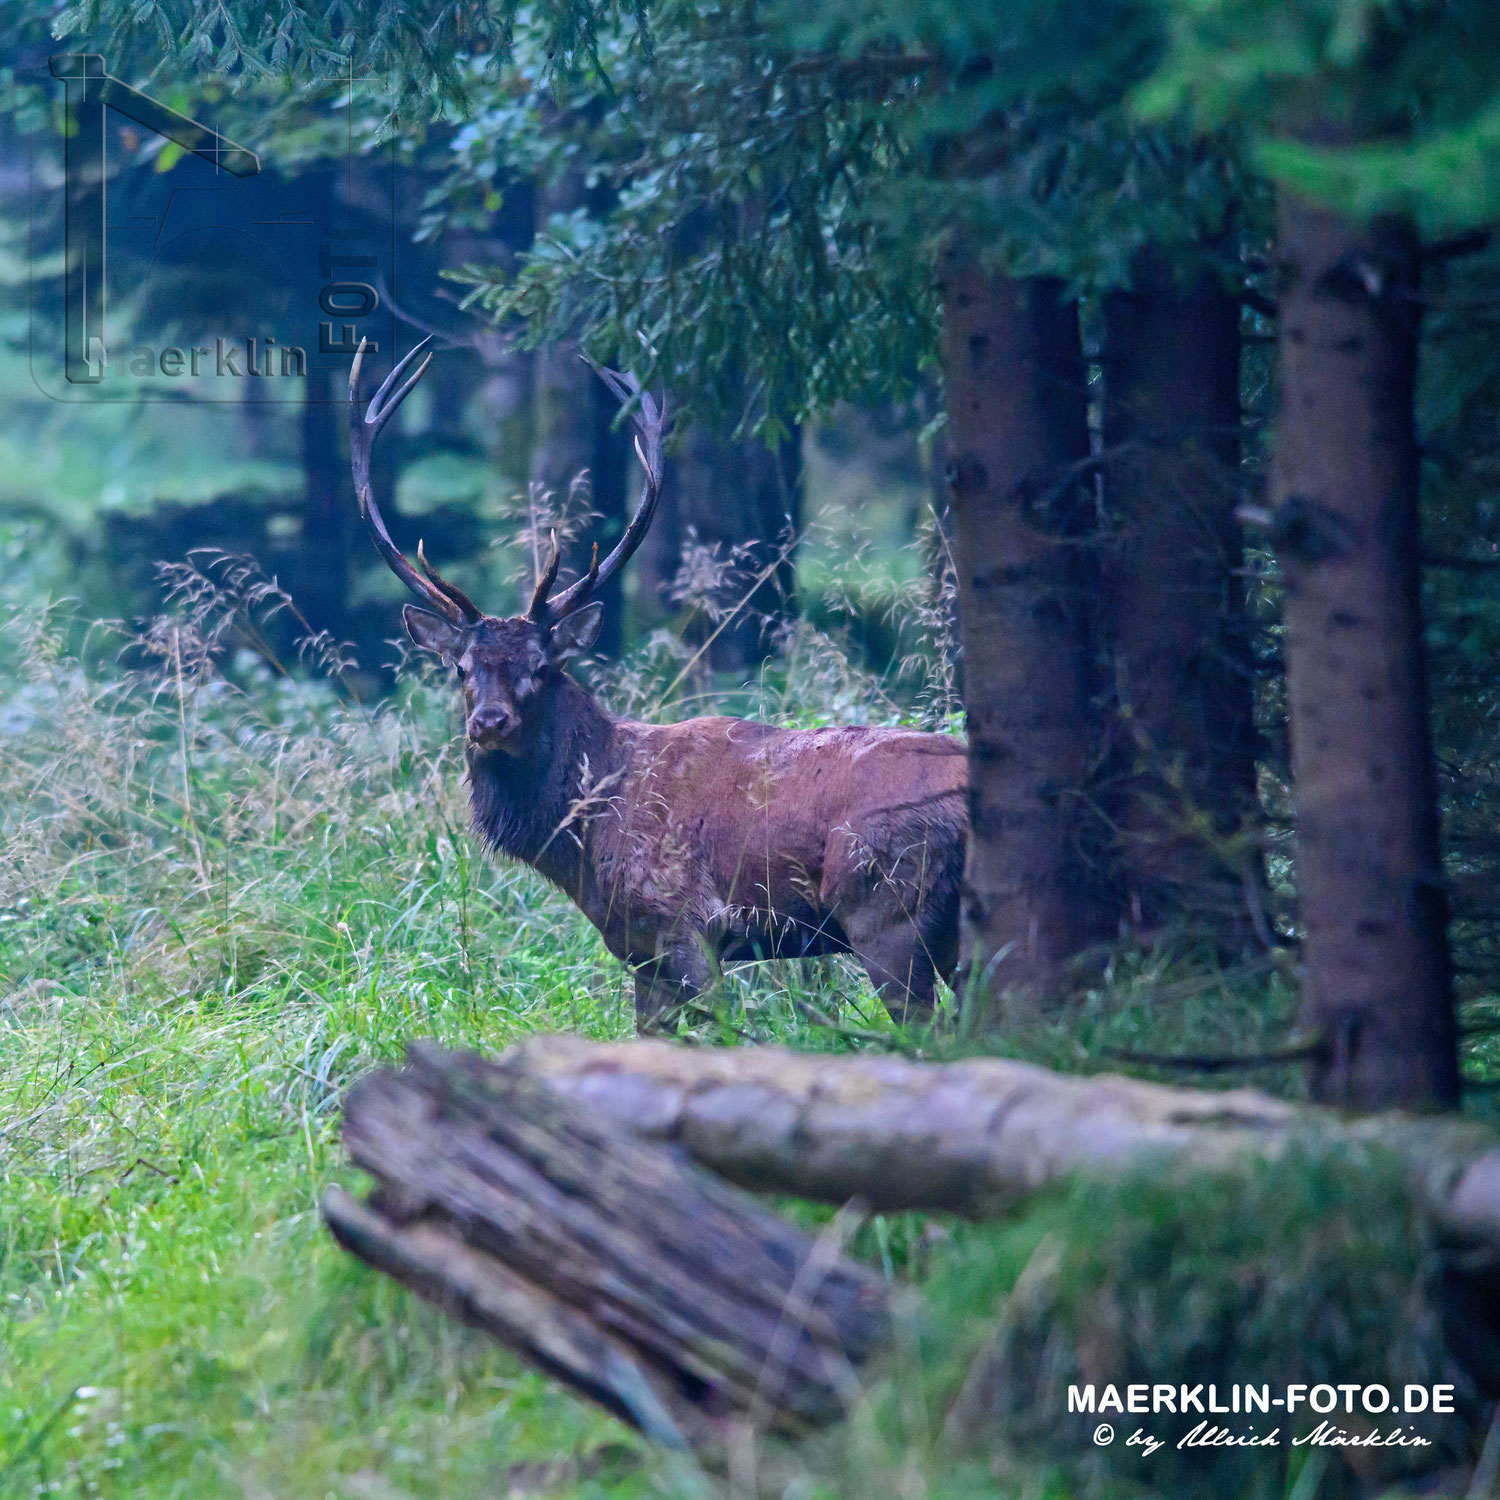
602 715 967 934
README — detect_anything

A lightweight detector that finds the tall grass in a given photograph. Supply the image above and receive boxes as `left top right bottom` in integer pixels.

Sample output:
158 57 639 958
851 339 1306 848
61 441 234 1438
0 574 660 1498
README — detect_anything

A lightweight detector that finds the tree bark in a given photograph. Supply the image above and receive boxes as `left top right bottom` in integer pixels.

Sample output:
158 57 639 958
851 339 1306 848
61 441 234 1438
1101 255 1259 947
632 440 682 633
322 1044 890 1466
938 260 1097 1006
1270 198 1459 1110
491 1035 1500 1248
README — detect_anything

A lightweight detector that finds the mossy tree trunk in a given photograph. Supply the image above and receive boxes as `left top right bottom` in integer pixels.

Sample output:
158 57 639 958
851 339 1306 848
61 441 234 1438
328 1039 1500 1486
487 1034 1500 1244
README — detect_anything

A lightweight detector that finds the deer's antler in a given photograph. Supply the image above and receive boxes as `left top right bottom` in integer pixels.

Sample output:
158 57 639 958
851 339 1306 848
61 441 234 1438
531 360 667 626
349 338 482 627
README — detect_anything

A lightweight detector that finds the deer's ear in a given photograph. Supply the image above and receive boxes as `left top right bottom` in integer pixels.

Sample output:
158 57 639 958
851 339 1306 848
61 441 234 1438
548 602 604 663
403 605 464 661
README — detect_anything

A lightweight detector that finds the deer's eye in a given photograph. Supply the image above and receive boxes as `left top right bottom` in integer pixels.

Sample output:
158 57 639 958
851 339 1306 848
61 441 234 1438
454 663 468 682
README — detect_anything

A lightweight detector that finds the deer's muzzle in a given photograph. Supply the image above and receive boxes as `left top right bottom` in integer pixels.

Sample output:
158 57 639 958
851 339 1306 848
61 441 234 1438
467 707 520 751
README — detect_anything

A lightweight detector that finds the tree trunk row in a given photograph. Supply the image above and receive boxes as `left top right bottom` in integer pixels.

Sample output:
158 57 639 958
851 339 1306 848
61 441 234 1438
939 248 1258 1004
940 202 1457 1110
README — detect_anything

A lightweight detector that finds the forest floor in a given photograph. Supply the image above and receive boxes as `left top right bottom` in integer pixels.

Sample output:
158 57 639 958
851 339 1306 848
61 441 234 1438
2 590 1495 1500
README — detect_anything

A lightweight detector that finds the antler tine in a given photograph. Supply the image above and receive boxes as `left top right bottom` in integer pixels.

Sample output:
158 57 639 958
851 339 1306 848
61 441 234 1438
545 359 668 623
367 337 435 436
584 358 664 437
417 539 483 621
582 357 664 487
585 356 634 409
528 530 562 621
349 338 480 626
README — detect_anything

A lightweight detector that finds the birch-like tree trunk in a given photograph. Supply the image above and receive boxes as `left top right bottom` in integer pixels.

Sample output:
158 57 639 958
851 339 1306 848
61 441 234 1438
495 1034 1500 1244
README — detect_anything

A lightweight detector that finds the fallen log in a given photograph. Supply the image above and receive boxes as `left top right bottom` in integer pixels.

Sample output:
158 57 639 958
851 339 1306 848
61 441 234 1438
498 1034 1500 1249
325 1038 1500 1492
322 1043 892 1463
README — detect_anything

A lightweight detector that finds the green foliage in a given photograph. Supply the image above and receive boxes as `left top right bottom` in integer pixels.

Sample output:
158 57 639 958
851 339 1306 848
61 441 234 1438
54 0 648 110
34 0 1500 434
6 0 1254 430
442 0 1257 430
1140 0 1500 231
451 19 938 433
1260 100 1500 234
40 0 1255 429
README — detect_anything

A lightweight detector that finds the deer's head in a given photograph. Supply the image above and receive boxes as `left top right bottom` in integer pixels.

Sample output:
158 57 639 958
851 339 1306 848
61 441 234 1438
401 608 602 753
348 339 665 755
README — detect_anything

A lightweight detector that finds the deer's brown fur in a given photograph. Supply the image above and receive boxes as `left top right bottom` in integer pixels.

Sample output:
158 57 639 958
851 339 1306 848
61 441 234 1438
350 341 966 1025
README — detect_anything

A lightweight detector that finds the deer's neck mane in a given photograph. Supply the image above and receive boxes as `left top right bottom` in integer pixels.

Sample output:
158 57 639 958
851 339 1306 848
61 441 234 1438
465 674 620 879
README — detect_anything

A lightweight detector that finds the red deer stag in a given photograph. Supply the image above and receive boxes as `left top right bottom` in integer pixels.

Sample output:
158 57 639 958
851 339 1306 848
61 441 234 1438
350 339 966 1026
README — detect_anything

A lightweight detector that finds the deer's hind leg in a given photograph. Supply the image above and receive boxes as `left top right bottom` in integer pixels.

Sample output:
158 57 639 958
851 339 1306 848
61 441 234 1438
825 828 961 1026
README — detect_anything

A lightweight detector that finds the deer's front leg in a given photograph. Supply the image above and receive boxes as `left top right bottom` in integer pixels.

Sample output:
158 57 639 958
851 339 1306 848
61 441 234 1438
632 938 711 1032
